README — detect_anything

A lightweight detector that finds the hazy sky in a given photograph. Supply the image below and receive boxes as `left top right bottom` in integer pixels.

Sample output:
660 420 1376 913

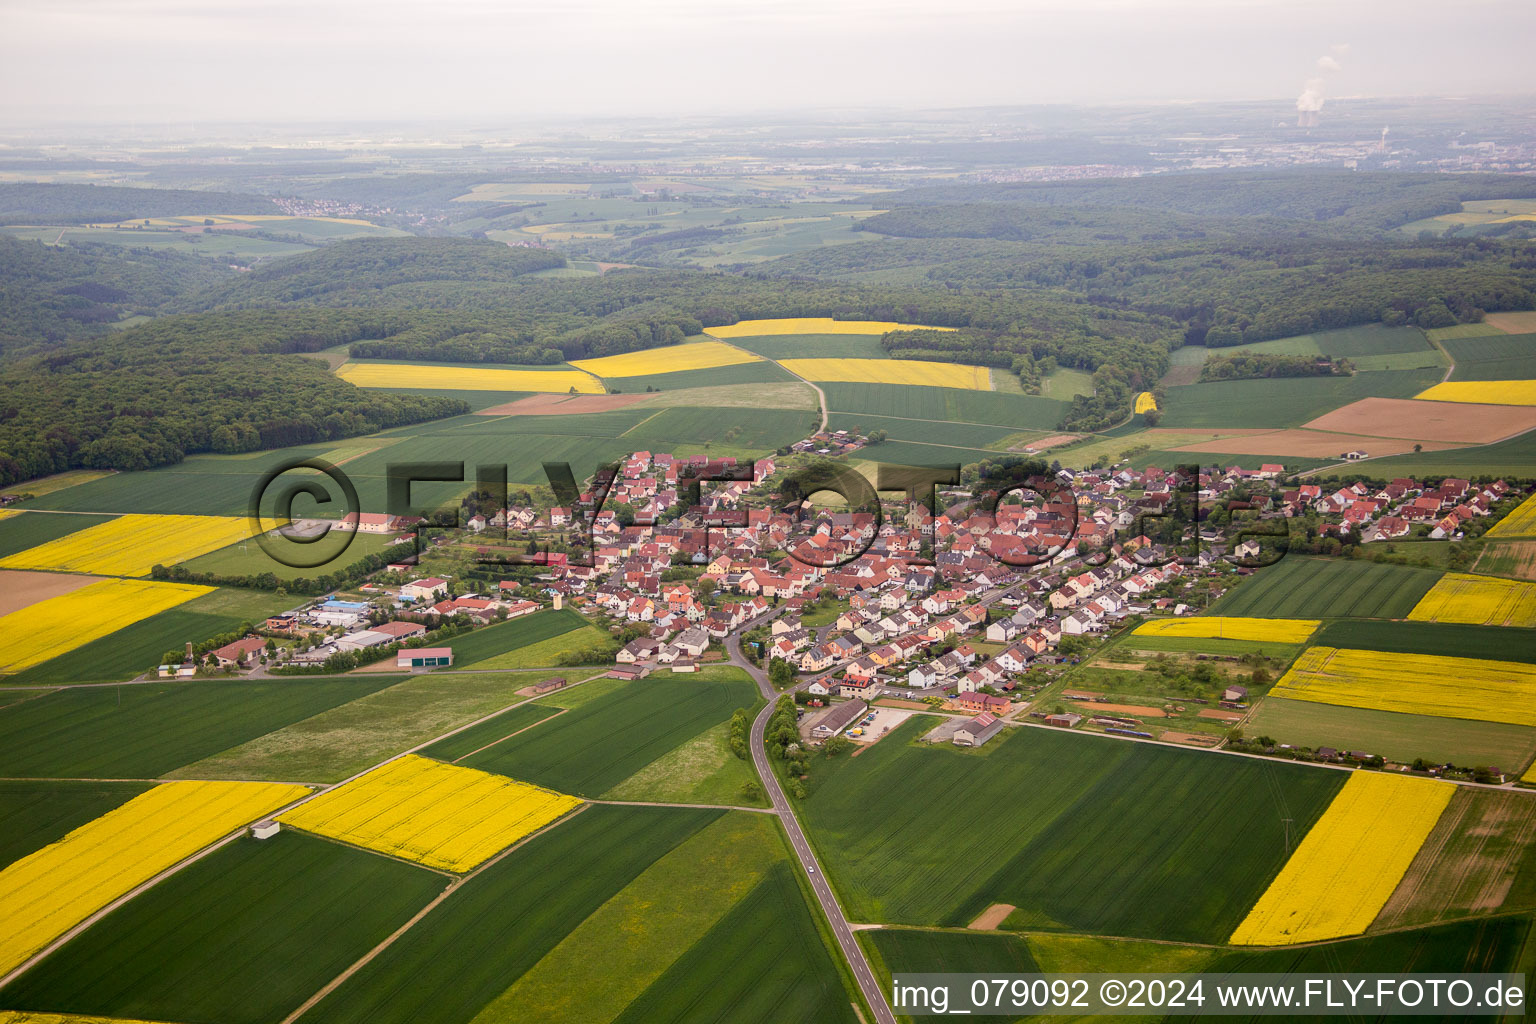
2 0 1533 124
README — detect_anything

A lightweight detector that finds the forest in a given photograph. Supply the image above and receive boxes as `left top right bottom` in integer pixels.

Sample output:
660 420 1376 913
0 183 280 225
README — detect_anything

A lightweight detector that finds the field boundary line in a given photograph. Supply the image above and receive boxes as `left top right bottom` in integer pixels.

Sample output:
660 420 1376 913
588 798 777 814
450 707 568 762
279 803 591 1024
0 783 318 990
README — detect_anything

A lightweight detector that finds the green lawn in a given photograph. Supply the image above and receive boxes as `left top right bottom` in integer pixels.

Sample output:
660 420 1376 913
0 779 152 870
799 717 1344 942
0 676 400 778
1248 696 1536 771
0 831 444 1024
1210 556 1441 618
303 805 723 1024
464 669 758 796
604 718 768 807
1039 367 1095 400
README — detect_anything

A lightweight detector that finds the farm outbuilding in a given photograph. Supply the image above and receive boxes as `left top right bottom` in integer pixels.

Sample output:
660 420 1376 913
811 700 868 739
953 712 1004 747
397 647 454 669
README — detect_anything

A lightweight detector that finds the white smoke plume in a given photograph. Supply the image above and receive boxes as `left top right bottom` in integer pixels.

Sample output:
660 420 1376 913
1296 44 1346 125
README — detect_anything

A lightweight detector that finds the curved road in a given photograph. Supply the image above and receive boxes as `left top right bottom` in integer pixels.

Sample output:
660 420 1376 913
725 624 896 1024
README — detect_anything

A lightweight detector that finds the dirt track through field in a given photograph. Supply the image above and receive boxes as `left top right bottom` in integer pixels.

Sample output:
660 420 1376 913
0 570 102 616
967 903 1016 930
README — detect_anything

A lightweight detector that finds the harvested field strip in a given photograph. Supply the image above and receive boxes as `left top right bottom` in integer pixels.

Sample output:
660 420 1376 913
467 812 781 1024
1408 572 1536 627
0 514 251 577
1271 646 1536 726
1229 772 1454 945
1301 396 1536 443
704 317 956 337
1489 493 1536 537
336 362 604 394
1169 429 1463 458
1372 789 1536 931
780 357 990 390
1486 312 1536 334
570 340 760 377
1134 616 1319 644
1415 380 1536 406
0 579 213 675
278 754 581 872
474 393 650 416
0 570 100 618
0 780 307 977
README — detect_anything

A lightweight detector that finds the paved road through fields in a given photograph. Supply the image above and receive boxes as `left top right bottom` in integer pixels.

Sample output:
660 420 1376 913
725 619 897 1024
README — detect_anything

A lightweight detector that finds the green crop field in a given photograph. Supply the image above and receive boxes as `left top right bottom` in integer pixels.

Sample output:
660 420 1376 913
0 779 152 870
169 670 551 783
1247 697 1536 770
1314 618 1536 662
468 625 613 670
827 412 1024 450
5 609 250 685
1427 324 1507 342
821 383 1067 430
865 928 1040 978
1445 332 1536 381
0 676 399 778
1218 325 1426 361
0 831 444 1024
612 861 859 1024
800 718 1344 941
1371 789 1536 930
464 670 758 796
446 608 589 667
0 511 116 557
1354 427 1536 479
604 717 768 806
420 703 563 762
1158 368 1444 429
181 529 408 581
472 812 793 1024
622 405 817 451
303 805 723 1024
601 360 796 394
1211 556 1442 618
729 333 891 359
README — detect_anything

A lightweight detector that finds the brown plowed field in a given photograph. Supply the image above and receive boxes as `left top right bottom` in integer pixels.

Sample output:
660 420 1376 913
1170 429 1467 458
476 393 652 416
0 569 102 616
1301 398 1536 444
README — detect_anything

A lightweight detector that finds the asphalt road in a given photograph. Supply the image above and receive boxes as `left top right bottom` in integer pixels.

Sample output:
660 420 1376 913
725 619 897 1024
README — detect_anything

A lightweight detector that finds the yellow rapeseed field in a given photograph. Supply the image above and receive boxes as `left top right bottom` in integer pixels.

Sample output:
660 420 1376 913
1488 493 1536 537
1414 380 1536 405
279 754 581 872
0 780 307 977
0 1015 182 1024
1134 391 1158 414
336 362 604 394
1133 616 1319 644
570 340 761 378
0 514 251 577
1408 572 1536 627
1229 772 1453 945
0 579 213 674
778 357 991 391
1270 646 1536 726
0 510 19 524
703 317 958 338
